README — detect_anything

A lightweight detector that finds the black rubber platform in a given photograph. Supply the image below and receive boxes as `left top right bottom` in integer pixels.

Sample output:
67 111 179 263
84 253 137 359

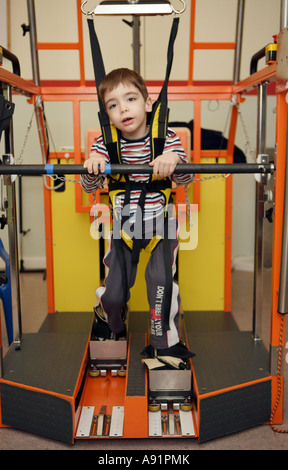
39 311 94 334
1 311 93 444
184 311 271 442
184 310 239 332
189 330 270 394
2 331 89 395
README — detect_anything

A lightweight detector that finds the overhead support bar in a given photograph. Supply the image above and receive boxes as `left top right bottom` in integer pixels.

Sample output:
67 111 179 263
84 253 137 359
81 0 186 73
81 0 186 16
0 163 275 176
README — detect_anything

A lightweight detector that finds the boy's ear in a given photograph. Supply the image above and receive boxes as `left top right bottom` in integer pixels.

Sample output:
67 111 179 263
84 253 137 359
146 96 153 113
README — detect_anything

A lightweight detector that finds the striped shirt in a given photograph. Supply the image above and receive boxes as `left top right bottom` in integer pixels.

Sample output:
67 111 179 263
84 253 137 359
80 128 193 223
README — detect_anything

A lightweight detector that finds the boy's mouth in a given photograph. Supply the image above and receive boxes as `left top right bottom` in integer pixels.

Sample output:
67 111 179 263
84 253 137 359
122 117 133 125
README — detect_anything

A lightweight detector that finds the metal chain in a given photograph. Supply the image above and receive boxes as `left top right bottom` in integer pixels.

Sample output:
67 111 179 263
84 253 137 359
193 173 230 183
17 106 36 165
92 191 99 228
183 173 230 227
48 174 81 185
184 184 193 226
236 102 256 163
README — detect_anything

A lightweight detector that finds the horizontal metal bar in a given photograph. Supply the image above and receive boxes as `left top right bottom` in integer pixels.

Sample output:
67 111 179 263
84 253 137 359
232 63 276 95
0 163 275 176
0 68 40 96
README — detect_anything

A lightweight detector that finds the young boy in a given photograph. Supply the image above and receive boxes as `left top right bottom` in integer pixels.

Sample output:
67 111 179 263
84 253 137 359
81 68 193 364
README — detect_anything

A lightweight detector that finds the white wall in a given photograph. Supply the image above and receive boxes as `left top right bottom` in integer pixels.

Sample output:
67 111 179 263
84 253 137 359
0 0 281 269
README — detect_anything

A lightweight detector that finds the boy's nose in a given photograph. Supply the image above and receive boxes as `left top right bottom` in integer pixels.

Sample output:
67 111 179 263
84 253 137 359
120 102 128 113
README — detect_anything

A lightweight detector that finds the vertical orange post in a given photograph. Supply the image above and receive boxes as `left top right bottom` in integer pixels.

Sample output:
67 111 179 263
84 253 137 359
188 0 196 86
193 99 201 207
76 0 85 86
43 184 55 313
32 94 55 314
270 90 287 424
73 99 83 213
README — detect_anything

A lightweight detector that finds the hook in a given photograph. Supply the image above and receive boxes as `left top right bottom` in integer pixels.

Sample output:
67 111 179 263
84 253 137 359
81 0 95 16
171 0 186 14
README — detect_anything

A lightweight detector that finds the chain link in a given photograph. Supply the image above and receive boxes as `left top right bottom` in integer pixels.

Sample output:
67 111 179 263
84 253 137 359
193 173 230 183
91 191 99 228
48 174 81 185
17 106 36 165
184 184 193 226
236 102 256 163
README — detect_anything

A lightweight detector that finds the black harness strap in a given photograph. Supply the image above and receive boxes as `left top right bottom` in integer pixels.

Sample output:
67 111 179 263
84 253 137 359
156 16 179 138
122 17 179 265
148 17 179 161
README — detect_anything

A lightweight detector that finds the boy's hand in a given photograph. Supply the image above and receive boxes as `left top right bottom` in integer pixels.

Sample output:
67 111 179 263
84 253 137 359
149 152 181 178
84 152 106 175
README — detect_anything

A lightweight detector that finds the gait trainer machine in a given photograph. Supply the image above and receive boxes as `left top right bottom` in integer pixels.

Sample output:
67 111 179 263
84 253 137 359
0 0 287 444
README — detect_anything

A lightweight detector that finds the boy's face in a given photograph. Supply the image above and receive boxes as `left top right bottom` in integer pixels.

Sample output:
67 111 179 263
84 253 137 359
103 82 152 140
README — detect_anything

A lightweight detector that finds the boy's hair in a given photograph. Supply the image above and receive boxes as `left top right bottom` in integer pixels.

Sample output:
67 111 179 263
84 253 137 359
99 68 149 109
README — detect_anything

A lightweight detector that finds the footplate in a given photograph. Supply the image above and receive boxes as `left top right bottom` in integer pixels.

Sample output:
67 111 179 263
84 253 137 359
148 366 193 408
89 339 127 377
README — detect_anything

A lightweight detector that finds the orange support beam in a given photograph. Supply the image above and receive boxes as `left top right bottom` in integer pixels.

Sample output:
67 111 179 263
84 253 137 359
269 90 287 425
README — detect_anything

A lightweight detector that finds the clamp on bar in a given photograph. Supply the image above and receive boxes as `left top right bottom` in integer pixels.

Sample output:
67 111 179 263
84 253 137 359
254 154 271 184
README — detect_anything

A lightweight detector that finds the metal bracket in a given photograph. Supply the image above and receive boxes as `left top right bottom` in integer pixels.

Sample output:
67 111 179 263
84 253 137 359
255 154 270 185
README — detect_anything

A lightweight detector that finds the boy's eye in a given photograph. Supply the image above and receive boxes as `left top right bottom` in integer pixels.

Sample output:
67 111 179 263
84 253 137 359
108 103 116 109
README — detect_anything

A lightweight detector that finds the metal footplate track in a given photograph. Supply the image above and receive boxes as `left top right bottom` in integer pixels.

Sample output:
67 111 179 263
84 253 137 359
76 405 124 438
149 407 195 437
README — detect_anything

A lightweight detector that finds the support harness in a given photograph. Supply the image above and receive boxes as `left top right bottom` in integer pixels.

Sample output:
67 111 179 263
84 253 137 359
87 17 179 331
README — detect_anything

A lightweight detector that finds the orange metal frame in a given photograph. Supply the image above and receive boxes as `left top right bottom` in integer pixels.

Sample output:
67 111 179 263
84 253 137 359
0 0 284 428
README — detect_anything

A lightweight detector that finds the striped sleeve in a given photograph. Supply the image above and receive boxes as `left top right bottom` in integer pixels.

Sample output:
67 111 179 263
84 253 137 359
80 135 109 193
165 128 194 186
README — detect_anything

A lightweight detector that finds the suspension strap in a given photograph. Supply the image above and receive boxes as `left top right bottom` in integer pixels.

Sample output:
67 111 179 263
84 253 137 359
149 16 179 163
